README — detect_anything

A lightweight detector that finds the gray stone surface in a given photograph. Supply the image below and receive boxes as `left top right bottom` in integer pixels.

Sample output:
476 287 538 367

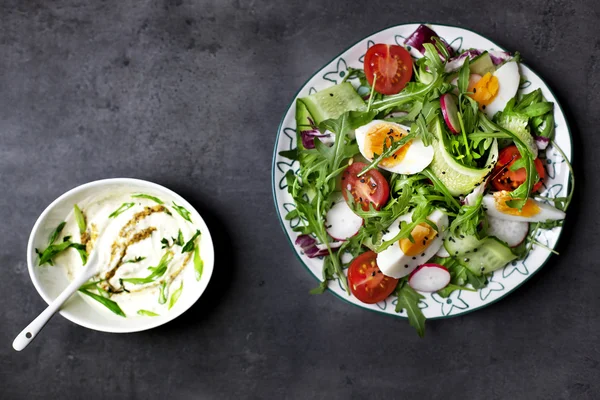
0 0 598 399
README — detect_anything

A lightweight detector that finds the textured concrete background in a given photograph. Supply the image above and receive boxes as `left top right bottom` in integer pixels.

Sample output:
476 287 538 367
1 1 599 399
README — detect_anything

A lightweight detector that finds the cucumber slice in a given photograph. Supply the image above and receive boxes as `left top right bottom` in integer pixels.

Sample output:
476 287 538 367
429 119 498 196
299 83 366 126
445 234 516 276
469 51 495 76
459 237 517 276
444 233 480 256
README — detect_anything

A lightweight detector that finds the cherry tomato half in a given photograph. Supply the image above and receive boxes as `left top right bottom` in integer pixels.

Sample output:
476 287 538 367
348 251 399 304
364 44 413 95
341 162 390 211
490 145 546 192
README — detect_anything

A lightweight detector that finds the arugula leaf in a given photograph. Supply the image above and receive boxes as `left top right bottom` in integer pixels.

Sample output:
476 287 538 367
47 222 66 245
509 157 528 172
168 281 183 310
366 73 377 111
121 251 173 284
131 194 164 204
79 289 126 317
521 102 554 117
73 205 86 234
109 202 135 218
137 309 159 317
357 133 416 178
420 168 461 209
395 281 426 337
182 230 201 253
161 238 170 249
278 149 298 161
317 113 352 173
194 245 204 281
422 43 443 73
436 283 476 298
458 57 471 94
449 194 486 237
432 36 451 61
172 202 192 223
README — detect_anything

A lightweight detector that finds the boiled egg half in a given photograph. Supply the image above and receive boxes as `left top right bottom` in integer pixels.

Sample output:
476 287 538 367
377 209 449 279
355 120 434 175
482 191 565 222
470 61 520 118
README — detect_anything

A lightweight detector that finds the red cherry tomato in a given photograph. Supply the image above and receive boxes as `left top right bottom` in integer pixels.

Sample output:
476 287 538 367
341 162 390 212
490 145 545 192
348 251 399 304
363 44 413 95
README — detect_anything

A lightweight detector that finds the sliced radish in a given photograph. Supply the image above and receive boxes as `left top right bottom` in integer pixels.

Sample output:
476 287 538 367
436 245 450 258
440 94 461 134
315 241 344 251
535 135 550 150
408 264 451 292
487 216 529 247
464 176 489 206
325 201 363 240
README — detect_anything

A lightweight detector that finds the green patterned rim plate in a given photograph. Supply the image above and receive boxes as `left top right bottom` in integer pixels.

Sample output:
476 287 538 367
271 23 572 319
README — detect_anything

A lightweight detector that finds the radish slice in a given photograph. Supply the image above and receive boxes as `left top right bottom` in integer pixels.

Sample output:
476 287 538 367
487 216 529 247
325 201 363 240
464 176 490 206
436 245 450 258
409 264 451 292
535 136 550 150
440 94 461 134
315 241 344 251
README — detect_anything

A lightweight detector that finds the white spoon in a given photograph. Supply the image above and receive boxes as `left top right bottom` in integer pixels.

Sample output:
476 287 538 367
13 251 99 351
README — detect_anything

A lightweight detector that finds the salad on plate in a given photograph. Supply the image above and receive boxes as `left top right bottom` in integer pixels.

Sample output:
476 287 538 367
279 24 573 336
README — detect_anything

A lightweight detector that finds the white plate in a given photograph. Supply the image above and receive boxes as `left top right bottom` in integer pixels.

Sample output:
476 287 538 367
272 23 572 319
27 178 215 332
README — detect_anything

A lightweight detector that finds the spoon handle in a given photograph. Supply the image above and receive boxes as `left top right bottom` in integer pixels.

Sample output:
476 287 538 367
12 269 92 351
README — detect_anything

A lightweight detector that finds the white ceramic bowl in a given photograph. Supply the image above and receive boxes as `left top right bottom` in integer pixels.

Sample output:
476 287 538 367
27 178 215 333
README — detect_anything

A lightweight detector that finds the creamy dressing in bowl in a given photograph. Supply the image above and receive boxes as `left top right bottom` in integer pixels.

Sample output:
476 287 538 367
28 179 214 332
54 190 203 317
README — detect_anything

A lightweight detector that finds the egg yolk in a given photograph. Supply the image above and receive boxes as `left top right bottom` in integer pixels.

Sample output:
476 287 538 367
493 191 541 217
470 72 499 109
399 223 437 256
363 123 412 168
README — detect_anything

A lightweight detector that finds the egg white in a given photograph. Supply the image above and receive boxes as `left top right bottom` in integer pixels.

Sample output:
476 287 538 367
482 194 565 222
355 120 434 175
377 209 449 279
484 61 520 118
